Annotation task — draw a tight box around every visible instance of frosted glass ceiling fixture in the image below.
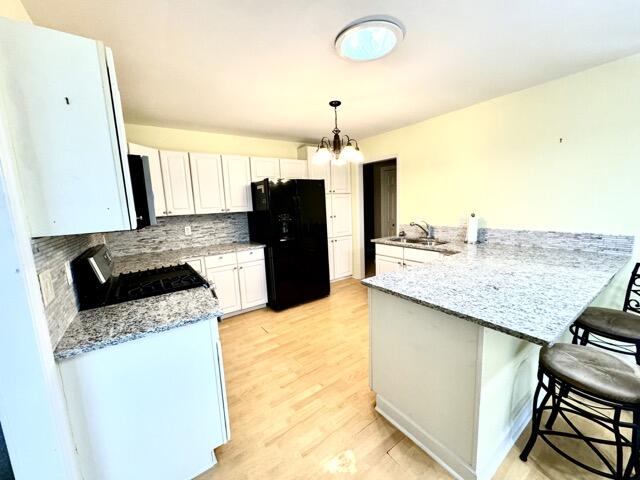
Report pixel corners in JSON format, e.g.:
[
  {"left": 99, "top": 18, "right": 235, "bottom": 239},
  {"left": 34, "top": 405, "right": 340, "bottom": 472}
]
[
  {"left": 335, "top": 17, "right": 405, "bottom": 62},
  {"left": 312, "top": 100, "right": 364, "bottom": 166}
]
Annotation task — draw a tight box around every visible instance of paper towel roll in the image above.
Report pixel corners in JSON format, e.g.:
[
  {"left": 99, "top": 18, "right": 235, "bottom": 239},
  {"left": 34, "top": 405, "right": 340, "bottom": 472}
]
[{"left": 466, "top": 213, "right": 478, "bottom": 244}]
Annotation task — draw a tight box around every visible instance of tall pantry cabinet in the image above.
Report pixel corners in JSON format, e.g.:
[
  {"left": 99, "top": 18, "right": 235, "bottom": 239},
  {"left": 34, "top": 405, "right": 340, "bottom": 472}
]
[{"left": 298, "top": 146, "right": 353, "bottom": 281}]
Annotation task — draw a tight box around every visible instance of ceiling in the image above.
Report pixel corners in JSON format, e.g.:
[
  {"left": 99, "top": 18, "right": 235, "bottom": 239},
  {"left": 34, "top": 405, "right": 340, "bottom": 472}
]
[{"left": 22, "top": 0, "right": 640, "bottom": 143}]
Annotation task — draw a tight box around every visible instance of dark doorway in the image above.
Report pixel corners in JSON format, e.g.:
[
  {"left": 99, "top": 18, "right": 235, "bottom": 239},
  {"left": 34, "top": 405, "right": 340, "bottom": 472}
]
[
  {"left": 0, "top": 422, "right": 14, "bottom": 480},
  {"left": 363, "top": 159, "right": 397, "bottom": 278}
]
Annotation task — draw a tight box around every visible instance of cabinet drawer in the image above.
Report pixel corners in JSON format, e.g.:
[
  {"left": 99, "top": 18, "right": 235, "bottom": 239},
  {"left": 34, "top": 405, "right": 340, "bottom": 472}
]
[
  {"left": 237, "top": 248, "right": 264, "bottom": 264},
  {"left": 375, "top": 243, "right": 403, "bottom": 259},
  {"left": 205, "top": 252, "right": 237, "bottom": 269},
  {"left": 403, "top": 248, "right": 444, "bottom": 263}
]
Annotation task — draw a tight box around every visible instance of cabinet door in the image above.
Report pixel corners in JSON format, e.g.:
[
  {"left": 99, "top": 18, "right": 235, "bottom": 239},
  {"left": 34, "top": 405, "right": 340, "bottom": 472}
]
[
  {"left": 325, "top": 194, "right": 333, "bottom": 238},
  {"left": 190, "top": 153, "right": 225, "bottom": 214},
  {"left": 331, "top": 162, "right": 351, "bottom": 193},
  {"left": 207, "top": 265, "right": 241, "bottom": 315},
  {"left": 129, "top": 143, "right": 167, "bottom": 216},
  {"left": 307, "top": 158, "right": 331, "bottom": 193},
  {"left": 328, "top": 239, "right": 335, "bottom": 280},
  {"left": 403, "top": 259, "right": 425, "bottom": 270},
  {"left": 332, "top": 236, "right": 352, "bottom": 279},
  {"left": 222, "top": 155, "right": 252, "bottom": 212},
  {"left": 331, "top": 193, "right": 352, "bottom": 237},
  {"left": 160, "top": 150, "right": 195, "bottom": 215},
  {"left": 279, "top": 159, "right": 308, "bottom": 180},
  {"left": 238, "top": 260, "right": 268, "bottom": 309},
  {"left": 250, "top": 157, "right": 280, "bottom": 182},
  {"left": 376, "top": 255, "right": 403, "bottom": 274},
  {"left": 0, "top": 21, "right": 132, "bottom": 236}
]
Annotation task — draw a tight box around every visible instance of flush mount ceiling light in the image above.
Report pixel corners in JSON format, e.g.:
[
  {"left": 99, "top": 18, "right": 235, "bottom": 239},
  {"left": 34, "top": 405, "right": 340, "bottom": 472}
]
[
  {"left": 312, "top": 100, "right": 363, "bottom": 166},
  {"left": 335, "top": 17, "right": 405, "bottom": 62}
]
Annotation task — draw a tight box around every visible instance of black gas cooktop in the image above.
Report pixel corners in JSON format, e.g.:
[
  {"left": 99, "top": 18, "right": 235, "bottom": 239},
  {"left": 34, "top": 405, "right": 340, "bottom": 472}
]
[
  {"left": 80, "top": 264, "right": 207, "bottom": 310},
  {"left": 109, "top": 265, "right": 207, "bottom": 304},
  {"left": 72, "top": 245, "right": 209, "bottom": 310}
]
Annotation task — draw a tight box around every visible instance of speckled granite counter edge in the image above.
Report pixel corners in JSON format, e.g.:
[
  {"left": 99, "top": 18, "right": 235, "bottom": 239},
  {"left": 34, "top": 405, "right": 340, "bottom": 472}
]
[
  {"left": 54, "top": 309, "right": 221, "bottom": 360},
  {"left": 362, "top": 261, "right": 623, "bottom": 346}
]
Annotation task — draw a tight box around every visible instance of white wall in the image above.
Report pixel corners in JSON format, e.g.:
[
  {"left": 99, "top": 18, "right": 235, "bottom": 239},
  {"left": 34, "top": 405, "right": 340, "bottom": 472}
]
[{"left": 356, "top": 54, "right": 640, "bottom": 307}]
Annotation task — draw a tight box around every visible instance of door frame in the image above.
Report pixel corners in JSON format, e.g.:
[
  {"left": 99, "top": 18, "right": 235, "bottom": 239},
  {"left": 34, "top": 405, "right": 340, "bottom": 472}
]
[
  {"left": 379, "top": 165, "right": 397, "bottom": 238},
  {"left": 352, "top": 153, "right": 400, "bottom": 279}
]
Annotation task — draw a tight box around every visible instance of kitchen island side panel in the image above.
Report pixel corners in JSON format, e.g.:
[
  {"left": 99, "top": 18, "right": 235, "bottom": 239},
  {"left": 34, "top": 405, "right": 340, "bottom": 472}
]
[{"left": 369, "top": 289, "right": 482, "bottom": 475}]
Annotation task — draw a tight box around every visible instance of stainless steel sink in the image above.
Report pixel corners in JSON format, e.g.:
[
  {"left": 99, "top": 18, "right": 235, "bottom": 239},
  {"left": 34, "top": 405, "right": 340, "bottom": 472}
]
[{"left": 390, "top": 237, "right": 448, "bottom": 246}]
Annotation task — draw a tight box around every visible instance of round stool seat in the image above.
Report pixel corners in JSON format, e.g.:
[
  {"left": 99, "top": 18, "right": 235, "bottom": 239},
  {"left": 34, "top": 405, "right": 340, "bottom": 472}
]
[
  {"left": 575, "top": 306, "right": 640, "bottom": 340},
  {"left": 541, "top": 343, "right": 640, "bottom": 405}
]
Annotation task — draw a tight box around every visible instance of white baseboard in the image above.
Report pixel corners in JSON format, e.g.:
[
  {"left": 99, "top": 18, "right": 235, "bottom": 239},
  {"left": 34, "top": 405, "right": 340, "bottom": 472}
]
[
  {"left": 375, "top": 395, "right": 476, "bottom": 480},
  {"left": 221, "top": 304, "right": 266, "bottom": 319},
  {"left": 376, "top": 394, "right": 532, "bottom": 480},
  {"left": 474, "top": 402, "right": 532, "bottom": 480}
]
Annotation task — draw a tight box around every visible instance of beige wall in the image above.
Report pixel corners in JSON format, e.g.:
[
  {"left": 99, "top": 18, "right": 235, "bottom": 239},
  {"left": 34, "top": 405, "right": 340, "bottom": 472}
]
[
  {"left": 125, "top": 123, "right": 301, "bottom": 159},
  {"left": 356, "top": 54, "right": 640, "bottom": 305},
  {"left": 0, "top": 0, "right": 30, "bottom": 22}
]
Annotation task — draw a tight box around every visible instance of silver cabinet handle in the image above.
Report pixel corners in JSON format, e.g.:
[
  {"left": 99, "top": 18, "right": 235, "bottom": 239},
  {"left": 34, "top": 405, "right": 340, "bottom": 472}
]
[{"left": 239, "top": 266, "right": 243, "bottom": 270}]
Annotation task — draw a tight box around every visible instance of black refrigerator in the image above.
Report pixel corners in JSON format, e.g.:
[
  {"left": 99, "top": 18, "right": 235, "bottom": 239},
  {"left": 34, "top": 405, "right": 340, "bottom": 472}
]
[{"left": 248, "top": 179, "right": 330, "bottom": 311}]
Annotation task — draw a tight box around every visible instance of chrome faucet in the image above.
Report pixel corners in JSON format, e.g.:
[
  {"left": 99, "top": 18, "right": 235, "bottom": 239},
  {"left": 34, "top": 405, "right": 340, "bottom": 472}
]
[{"left": 410, "top": 221, "right": 431, "bottom": 239}]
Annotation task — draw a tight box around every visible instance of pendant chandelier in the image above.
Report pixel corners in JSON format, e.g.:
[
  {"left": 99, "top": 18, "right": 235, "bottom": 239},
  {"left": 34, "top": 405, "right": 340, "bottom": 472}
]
[{"left": 312, "top": 100, "right": 364, "bottom": 165}]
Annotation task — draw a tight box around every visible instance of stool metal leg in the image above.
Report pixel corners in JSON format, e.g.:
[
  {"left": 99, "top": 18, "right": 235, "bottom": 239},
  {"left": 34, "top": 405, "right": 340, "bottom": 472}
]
[
  {"left": 520, "top": 372, "right": 552, "bottom": 462},
  {"left": 545, "top": 382, "right": 570, "bottom": 430},
  {"left": 579, "top": 330, "right": 590, "bottom": 346},
  {"left": 635, "top": 342, "right": 640, "bottom": 367},
  {"left": 631, "top": 409, "right": 640, "bottom": 478}
]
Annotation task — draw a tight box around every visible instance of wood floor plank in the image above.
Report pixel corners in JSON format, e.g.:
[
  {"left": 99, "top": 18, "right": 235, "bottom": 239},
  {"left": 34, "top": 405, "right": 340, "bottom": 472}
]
[{"left": 197, "top": 279, "right": 614, "bottom": 479}]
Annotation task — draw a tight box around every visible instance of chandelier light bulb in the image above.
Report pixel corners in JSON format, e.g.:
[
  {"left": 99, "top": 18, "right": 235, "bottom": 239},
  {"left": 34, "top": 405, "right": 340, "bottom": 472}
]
[{"left": 312, "top": 147, "right": 333, "bottom": 165}]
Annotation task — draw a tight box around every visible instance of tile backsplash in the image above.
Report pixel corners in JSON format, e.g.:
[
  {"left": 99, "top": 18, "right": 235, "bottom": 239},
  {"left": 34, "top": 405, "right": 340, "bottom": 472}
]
[
  {"left": 104, "top": 213, "right": 249, "bottom": 256},
  {"left": 31, "top": 233, "right": 104, "bottom": 346}
]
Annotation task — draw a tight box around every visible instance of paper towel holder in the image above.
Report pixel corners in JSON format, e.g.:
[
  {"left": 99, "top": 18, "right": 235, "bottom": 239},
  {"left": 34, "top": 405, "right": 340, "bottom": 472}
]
[{"left": 465, "top": 212, "right": 479, "bottom": 244}]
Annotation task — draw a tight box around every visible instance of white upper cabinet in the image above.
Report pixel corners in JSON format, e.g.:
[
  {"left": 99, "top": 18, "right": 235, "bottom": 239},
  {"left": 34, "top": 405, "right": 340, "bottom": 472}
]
[
  {"left": 308, "top": 160, "right": 331, "bottom": 193},
  {"left": 221, "top": 155, "right": 252, "bottom": 212},
  {"left": 330, "top": 194, "right": 352, "bottom": 237},
  {"left": 279, "top": 159, "right": 308, "bottom": 180},
  {"left": 330, "top": 162, "right": 351, "bottom": 194},
  {"left": 298, "top": 145, "right": 350, "bottom": 193},
  {"left": 190, "top": 153, "right": 225, "bottom": 214},
  {"left": 250, "top": 157, "right": 280, "bottom": 182},
  {"left": 0, "top": 19, "right": 135, "bottom": 236},
  {"left": 129, "top": 143, "right": 166, "bottom": 216},
  {"left": 160, "top": 151, "right": 195, "bottom": 216}
]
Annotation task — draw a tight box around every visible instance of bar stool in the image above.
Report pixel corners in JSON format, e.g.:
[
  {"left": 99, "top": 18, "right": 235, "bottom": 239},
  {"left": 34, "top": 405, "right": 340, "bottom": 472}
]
[
  {"left": 570, "top": 262, "right": 640, "bottom": 365},
  {"left": 520, "top": 343, "right": 640, "bottom": 479}
]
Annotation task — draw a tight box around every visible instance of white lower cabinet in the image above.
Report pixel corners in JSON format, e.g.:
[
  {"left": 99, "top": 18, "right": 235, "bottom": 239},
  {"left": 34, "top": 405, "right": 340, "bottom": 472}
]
[
  {"left": 58, "top": 318, "right": 229, "bottom": 480},
  {"left": 238, "top": 260, "right": 268, "bottom": 309},
  {"left": 208, "top": 264, "right": 242, "bottom": 315},
  {"left": 374, "top": 244, "right": 445, "bottom": 274},
  {"left": 375, "top": 255, "right": 403, "bottom": 274},
  {"left": 329, "top": 236, "right": 352, "bottom": 280},
  {"left": 200, "top": 249, "right": 267, "bottom": 316}
]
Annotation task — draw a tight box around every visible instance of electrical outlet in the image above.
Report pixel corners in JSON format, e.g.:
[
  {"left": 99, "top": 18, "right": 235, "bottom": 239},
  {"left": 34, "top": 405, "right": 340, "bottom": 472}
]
[
  {"left": 184, "top": 226, "right": 192, "bottom": 236},
  {"left": 38, "top": 270, "right": 55, "bottom": 306},
  {"left": 64, "top": 260, "right": 73, "bottom": 285}
]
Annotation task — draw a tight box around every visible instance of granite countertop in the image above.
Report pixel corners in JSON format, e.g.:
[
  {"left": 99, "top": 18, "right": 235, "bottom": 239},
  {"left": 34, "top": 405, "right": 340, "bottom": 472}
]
[
  {"left": 54, "top": 243, "right": 259, "bottom": 360},
  {"left": 363, "top": 239, "right": 631, "bottom": 345},
  {"left": 113, "top": 242, "right": 265, "bottom": 274},
  {"left": 55, "top": 286, "right": 222, "bottom": 360}
]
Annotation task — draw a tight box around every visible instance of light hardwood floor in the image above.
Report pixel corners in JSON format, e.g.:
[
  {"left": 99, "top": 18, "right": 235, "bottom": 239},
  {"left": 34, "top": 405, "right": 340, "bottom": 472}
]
[{"left": 197, "top": 279, "right": 613, "bottom": 479}]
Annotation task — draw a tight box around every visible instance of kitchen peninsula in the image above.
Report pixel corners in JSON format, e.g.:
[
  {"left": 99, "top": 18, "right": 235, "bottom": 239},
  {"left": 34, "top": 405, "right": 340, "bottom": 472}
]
[{"left": 363, "top": 233, "right": 633, "bottom": 480}]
